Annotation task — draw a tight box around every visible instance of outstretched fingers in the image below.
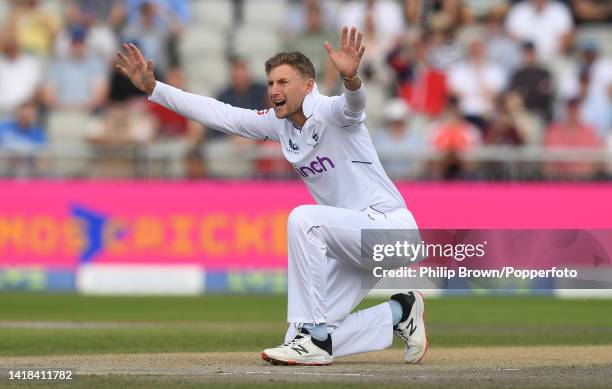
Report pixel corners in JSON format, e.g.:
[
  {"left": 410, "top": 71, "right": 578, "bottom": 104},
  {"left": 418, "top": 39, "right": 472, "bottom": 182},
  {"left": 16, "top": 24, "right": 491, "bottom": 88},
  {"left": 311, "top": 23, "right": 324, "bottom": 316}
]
[
  {"left": 348, "top": 27, "right": 356, "bottom": 48},
  {"left": 355, "top": 31, "right": 363, "bottom": 52},
  {"left": 358, "top": 45, "right": 366, "bottom": 59},
  {"left": 115, "top": 63, "right": 129, "bottom": 77},
  {"left": 323, "top": 41, "right": 334, "bottom": 55},
  {"left": 116, "top": 50, "right": 129, "bottom": 68},
  {"left": 127, "top": 43, "right": 146, "bottom": 65},
  {"left": 341, "top": 26, "right": 348, "bottom": 49}
]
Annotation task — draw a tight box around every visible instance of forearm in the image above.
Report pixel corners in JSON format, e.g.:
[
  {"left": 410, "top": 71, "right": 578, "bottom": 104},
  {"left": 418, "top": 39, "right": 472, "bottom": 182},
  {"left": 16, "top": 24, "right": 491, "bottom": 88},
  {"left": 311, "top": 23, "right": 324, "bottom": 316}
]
[
  {"left": 343, "top": 80, "right": 366, "bottom": 115},
  {"left": 150, "top": 82, "right": 235, "bottom": 131},
  {"left": 148, "top": 81, "right": 271, "bottom": 140}
]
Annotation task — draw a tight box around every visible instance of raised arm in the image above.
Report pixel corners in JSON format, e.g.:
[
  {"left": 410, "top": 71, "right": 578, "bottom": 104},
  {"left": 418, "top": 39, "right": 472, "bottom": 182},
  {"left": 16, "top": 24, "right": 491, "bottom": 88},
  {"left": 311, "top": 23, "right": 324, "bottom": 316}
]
[
  {"left": 323, "top": 27, "right": 367, "bottom": 127},
  {"left": 115, "top": 43, "right": 278, "bottom": 141}
]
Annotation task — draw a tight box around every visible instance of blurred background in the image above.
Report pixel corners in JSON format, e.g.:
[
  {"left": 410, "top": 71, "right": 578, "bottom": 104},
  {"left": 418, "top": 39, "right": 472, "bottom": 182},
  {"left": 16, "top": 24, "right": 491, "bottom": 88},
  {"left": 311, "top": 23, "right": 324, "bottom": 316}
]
[{"left": 0, "top": 0, "right": 610, "bottom": 181}]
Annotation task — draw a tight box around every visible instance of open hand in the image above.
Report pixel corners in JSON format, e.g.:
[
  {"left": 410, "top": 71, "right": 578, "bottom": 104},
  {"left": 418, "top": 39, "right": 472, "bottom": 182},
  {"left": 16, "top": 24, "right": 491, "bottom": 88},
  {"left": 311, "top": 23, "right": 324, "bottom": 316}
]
[
  {"left": 116, "top": 43, "right": 157, "bottom": 95},
  {"left": 323, "top": 27, "right": 366, "bottom": 79}
]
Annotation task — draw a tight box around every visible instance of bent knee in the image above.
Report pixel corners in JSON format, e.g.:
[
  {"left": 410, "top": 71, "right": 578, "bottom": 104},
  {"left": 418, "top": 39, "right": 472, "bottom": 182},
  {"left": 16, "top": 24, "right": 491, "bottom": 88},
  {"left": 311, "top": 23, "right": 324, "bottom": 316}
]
[{"left": 287, "top": 205, "right": 320, "bottom": 229}]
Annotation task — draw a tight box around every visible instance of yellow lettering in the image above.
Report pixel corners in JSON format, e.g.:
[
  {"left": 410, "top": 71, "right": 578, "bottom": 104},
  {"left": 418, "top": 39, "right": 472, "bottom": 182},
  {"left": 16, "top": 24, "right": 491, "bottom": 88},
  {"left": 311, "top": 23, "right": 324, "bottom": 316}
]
[
  {"left": 133, "top": 216, "right": 164, "bottom": 251},
  {"left": 235, "top": 215, "right": 266, "bottom": 255},
  {"left": 63, "top": 218, "right": 85, "bottom": 256},
  {"left": 200, "top": 214, "right": 229, "bottom": 256},
  {"left": 271, "top": 212, "right": 288, "bottom": 256},
  {"left": 0, "top": 217, "right": 25, "bottom": 252},
  {"left": 170, "top": 215, "right": 193, "bottom": 256},
  {"left": 30, "top": 217, "right": 57, "bottom": 255}
]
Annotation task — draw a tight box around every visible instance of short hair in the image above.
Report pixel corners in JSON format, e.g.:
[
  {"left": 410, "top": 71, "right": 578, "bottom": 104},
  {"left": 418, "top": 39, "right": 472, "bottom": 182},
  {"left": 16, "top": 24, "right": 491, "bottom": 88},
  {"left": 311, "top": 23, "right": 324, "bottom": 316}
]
[{"left": 265, "top": 51, "right": 315, "bottom": 80}]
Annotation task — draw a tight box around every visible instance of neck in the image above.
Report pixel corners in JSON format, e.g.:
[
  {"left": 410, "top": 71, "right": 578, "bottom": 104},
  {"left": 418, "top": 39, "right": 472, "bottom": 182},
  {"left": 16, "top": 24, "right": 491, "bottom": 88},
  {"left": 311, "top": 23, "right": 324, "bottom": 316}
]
[{"left": 288, "top": 108, "right": 307, "bottom": 128}]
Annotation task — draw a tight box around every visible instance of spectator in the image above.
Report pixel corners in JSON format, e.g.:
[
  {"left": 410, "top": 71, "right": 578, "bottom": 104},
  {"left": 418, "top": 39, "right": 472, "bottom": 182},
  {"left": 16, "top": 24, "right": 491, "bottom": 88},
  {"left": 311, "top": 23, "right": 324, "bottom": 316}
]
[
  {"left": 121, "top": 0, "right": 190, "bottom": 67},
  {"left": 544, "top": 98, "right": 602, "bottom": 179},
  {"left": 448, "top": 38, "right": 507, "bottom": 130},
  {"left": 0, "top": 31, "right": 42, "bottom": 119},
  {"left": 509, "top": 41, "right": 554, "bottom": 121},
  {"left": 88, "top": 99, "right": 154, "bottom": 146},
  {"left": 483, "top": 12, "right": 522, "bottom": 73},
  {"left": 387, "top": 34, "right": 449, "bottom": 118},
  {"left": 570, "top": 0, "right": 612, "bottom": 25},
  {"left": 561, "top": 41, "right": 612, "bottom": 138},
  {"left": 121, "top": 1, "right": 172, "bottom": 77},
  {"left": 429, "top": 96, "right": 482, "bottom": 152},
  {"left": 284, "top": 0, "right": 338, "bottom": 38},
  {"left": 57, "top": 1, "right": 121, "bottom": 63},
  {"left": 427, "top": 18, "right": 464, "bottom": 71},
  {"left": 372, "top": 99, "right": 426, "bottom": 179},
  {"left": 359, "top": 6, "right": 394, "bottom": 85},
  {"left": 42, "top": 28, "right": 108, "bottom": 112},
  {"left": 283, "top": 1, "right": 337, "bottom": 92},
  {"left": 215, "top": 56, "right": 269, "bottom": 127},
  {"left": 339, "top": 0, "right": 405, "bottom": 43},
  {"left": 485, "top": 92, "right": 533, "bottom": 146},
  {"left": 122, "top": 0, "right": 190, "bottom": 29},
  {"left": 65, "top": 0, "right": 125, "bottom": 30},
  {"left": 42, "top": 26, "right": 108, "bottom": 172},
  {"left": 405, "top": 0, "right": 463, "bottom": 30},
  {"left": 505, "top": 0, "right": 574, "bottom": 61},
  {"left": 428, "top": 96, "right": 481, "bottom": 179},
  {"left": 4, "top": 0, "right": 62, "bottom": 57},
  {"left": 462, "top": 0, "right": 509, "bottom": 24},
  {"left": 0, "top": 101, "right": 46, "bottom": 177},
  {"left": 184, "top": 147, "right": 206, "bottom": 180},
  {"left": 0, "top": 101, "right": 46, "bottom": 152}
]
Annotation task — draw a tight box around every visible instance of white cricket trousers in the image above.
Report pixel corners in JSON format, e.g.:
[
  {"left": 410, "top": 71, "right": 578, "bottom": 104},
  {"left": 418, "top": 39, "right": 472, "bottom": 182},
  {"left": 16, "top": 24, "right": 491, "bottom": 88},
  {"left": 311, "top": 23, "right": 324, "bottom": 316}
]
[{"left": 283, "top": 204, "right": 419, "bottom": 357}]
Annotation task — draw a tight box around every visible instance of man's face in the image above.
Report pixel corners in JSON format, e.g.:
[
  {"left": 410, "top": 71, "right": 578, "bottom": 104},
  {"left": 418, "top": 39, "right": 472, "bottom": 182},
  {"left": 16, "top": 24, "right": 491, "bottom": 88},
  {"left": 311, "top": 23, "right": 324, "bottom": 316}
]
[{"left": 267, "top": 64, "right": 312, "bottom": 119}]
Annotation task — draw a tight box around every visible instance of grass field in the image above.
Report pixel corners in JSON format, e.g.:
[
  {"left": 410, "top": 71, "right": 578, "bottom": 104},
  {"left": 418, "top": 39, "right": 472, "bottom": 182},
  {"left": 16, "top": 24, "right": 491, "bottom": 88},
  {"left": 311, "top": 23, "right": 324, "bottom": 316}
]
[{"left": 0, "top": 293, "right": 611, "bottom": 388}]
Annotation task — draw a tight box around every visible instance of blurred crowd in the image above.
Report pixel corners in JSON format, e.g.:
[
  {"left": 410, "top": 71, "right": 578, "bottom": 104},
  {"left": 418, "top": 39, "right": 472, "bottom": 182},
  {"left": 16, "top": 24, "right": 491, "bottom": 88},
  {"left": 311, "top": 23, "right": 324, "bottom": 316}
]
[{"left": 0, "top": 0, "right": 611, "bottom": 180}]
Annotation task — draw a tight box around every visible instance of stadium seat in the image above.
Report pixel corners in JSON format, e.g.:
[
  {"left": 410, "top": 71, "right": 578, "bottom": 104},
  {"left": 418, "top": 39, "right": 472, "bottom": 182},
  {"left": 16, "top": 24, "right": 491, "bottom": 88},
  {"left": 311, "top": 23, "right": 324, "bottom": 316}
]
[
  {"left": 576, "top": 25, "right": 612, "bottom": 57},
  {"left": 232, "top": 25, "right": 281, "bottom": 80},
  {"left": 180, "top": 24, "right": 227, "bottom": 61},
  {"left": 191, "top": 0, "right": 234, "bottom": 31},
  {"left": 243, "top": 0, "right": 287, "bottom": 27},
  {"left": 205, "top": 139, "right": 255, "bottom": 178},
  {"left": 184, "top": 58, "right": 230, "bottom": 95}
]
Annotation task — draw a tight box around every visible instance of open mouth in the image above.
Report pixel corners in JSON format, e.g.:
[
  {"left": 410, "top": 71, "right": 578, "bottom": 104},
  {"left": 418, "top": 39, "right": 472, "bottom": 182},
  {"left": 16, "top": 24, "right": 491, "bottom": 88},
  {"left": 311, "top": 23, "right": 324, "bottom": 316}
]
[{"left": 273, "top": 100, "right": 286, "bottom": 108}]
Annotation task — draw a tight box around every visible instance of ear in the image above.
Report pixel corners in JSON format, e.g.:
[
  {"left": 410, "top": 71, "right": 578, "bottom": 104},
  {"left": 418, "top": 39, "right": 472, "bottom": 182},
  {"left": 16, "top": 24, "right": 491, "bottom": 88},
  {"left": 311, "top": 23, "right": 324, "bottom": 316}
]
[{"left": 306, "top": 78, "right": 314, "bottom": 92}]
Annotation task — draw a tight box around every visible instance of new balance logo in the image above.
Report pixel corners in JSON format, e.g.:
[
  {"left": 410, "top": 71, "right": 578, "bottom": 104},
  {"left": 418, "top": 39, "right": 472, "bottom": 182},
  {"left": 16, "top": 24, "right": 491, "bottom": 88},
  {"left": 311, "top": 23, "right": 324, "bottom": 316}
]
[
  {"left": 406, "top": 318, "right": 417, "bottom": 336},
  {"left": 291, "top": 345, "right": 309, "bottom": 355},
  {"left": 295, "top": 156, "right": 335, "bottom": 178}
]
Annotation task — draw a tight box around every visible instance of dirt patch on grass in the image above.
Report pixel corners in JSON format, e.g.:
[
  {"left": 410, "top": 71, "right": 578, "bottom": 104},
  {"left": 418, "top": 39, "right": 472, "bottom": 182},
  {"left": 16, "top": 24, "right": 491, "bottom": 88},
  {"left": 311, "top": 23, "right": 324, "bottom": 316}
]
[{"left": 2, "top": 346, "right": 612, "bottom": 388}]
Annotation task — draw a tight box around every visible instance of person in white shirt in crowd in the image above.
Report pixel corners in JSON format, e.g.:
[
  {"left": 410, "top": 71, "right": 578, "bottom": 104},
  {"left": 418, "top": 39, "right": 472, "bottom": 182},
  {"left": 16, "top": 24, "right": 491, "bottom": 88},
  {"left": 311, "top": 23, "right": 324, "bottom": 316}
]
[
  {"left": 339, "top": 0, "right": 405, "bottom": 44},
  {"left": 0, "top": 31, "right": 41, "bottom": 120},
  {"left": 505, "top": 0, "right": 574, "bottom": 62},
  {"left": 560, "top": 41, "right": 612, "bottom": 138},
  {"left": 116, "top": 27, "right": 427, "bottom": 366},
  {"left": 448, "top": 37, "right": 507, "bottom": 131}
]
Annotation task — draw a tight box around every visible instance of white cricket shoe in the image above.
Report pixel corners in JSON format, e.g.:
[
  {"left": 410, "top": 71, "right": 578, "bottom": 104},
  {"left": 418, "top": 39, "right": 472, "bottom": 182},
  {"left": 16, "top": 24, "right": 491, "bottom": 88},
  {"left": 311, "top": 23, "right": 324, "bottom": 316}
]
[
  {"left": 261, "top": 328, "right": 333, "bottom": 366},
  {"left": 391, "top": 291, "right": 428, "bottom": 364}
]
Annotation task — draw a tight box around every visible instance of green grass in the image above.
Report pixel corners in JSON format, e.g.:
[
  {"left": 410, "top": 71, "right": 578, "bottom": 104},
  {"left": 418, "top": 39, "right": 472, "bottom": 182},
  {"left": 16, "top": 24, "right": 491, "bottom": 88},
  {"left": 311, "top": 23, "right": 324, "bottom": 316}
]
[
  {"left": 0, "top": 294, "right": 610, "bottom": 356},
  {"left": 0, "top": 376, "right": 418, "bottom": 389}
]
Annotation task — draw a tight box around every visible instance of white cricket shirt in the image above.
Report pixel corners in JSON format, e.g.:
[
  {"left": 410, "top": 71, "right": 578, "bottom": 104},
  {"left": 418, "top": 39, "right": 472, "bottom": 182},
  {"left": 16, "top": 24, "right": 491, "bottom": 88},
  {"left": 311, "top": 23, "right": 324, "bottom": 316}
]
[{"left": 149, "top": 81, "right": 406, "bottom": 212}]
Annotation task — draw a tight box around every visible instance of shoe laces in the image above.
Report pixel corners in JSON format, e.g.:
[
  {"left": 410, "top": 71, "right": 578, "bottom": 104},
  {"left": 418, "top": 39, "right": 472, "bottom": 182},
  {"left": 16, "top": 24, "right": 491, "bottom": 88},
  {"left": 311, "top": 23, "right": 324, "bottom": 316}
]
[{"left": 282, "top": 323, "right": 307, "bottom": 346}]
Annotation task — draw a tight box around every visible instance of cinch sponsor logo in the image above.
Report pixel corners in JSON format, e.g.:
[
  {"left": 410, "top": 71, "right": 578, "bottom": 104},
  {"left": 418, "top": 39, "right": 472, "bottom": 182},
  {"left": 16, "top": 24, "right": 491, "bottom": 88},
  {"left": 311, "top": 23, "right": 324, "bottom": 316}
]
[{"left": 296, "top": 156, "right": 335, "bottom": 178}]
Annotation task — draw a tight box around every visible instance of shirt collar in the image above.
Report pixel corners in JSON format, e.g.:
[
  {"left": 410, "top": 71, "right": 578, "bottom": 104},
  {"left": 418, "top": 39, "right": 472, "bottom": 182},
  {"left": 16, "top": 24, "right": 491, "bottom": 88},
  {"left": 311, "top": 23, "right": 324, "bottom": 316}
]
[{"left": 302, "top": 82, "right": 324, "bottom": 118}]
